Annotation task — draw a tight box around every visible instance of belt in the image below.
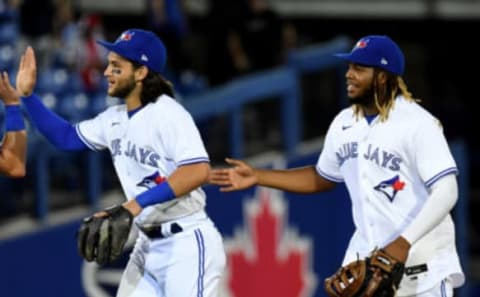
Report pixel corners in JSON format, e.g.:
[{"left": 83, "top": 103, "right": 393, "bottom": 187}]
[{"left": 138, "top": 222, "right": 183, "bottom": 239}]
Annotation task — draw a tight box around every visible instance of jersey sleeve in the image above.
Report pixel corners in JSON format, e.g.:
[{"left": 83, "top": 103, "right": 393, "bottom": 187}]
[
  {"left": 160, "top": 107, "right": 209, "bottom": 166},
  {"left": 316, "top": 118, "right": 343, "bottom": 183},
  {"left": 75, "top": 109, "right": 110, "bottom": 151},
  {"left": 413, "top": 117, "right": 458, "bottom": 188}
]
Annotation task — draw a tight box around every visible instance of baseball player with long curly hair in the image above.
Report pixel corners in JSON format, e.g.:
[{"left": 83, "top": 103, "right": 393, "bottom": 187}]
[
  {"left": 9, "top": 29, "right": 226, "bottom": 297},
  {"left": 209, "top": 35, "right": 464, "bottom": 297}
]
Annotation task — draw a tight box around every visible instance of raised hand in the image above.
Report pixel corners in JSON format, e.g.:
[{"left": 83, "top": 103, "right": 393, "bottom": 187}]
[
  {"left": 0, "top": 71, "right": 20, "bottom": 105},
  {"left": 209, "top": 158, "right": 258, "bottom": 192},
  {"left": 16, "top": 46, "right": 37, "bottom": 97}
]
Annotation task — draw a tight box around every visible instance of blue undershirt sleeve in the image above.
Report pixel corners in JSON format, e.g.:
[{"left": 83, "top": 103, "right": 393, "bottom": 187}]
[{"left": 21, "top": 93, "right": 88, "bottom": 151}]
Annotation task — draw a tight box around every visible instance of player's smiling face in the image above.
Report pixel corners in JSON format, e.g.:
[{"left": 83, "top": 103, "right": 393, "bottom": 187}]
[
  {"left": 104, "top": 52, "right": 138, "bottom": 99},
  {"left": 345, "top": 63, "right": 375, "bottom": 100}
]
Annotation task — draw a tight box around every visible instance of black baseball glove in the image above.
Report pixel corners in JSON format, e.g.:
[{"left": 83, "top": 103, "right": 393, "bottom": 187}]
[
  {"left": 324, "top": 249, "right": 405, "bottom": 297},
  {"left": 77, "top": 205, "right": 134, "bottom": 265}
]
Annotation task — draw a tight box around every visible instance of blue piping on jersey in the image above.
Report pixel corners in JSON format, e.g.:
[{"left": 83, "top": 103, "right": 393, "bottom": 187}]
[
  {"left": 194, "top": 229, "right": 205, "bottom": 297},
  {"left": 177, "top": 157, "right": 210, "bottom": 167},
  {"left": 316, "top": 167, "right": 343, "bottom": 183},
  {"left": 75, "top": 125, "right": 100, "bottom": 151},
  {"left": 424, "top": 167, "right": 458, "bottom": 188}
]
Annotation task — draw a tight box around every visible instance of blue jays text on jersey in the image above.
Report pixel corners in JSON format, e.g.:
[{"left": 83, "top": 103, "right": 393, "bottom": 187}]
[
  {"left": 110, "top": 138, "right": 162, "bottom": 167},
  {"left": 335, "top": 141, "right": 402, "bottom": 171}
]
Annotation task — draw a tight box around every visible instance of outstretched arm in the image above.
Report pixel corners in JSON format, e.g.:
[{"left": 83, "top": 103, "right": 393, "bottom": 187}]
[
  {"left": 209, "top": 157, "right": 336, "bottom": 193},
  {"left": 22, "top": 94, "right": 87, "bottom": 150},
  {"left": 0, "top": 71, "right": 26, "bottom": 177},
  {"left": 16, "top": 46, "right": 87, "bottom": 151}
]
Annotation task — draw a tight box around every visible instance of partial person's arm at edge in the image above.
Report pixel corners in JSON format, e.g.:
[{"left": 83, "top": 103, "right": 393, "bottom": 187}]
[
  {"left": 21, "top": 93, "right": 87, "bottom": 151},
  {"left": 0, "top": 105, "right": 26, "bottom": 177},
  {"left": 123, "top": 162, "right": 210, "bottom": 216},
  {"left": 384, "top": 174, "right": 458, "bottom": 262},
  {"left": 255, "top": 165, "right": 336, "bottom": 193}
]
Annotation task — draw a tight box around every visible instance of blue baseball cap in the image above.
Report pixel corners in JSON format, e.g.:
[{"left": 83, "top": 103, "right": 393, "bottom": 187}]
[
  {"left": 334, "top": 35, "right": 405, "bottom": 75},
  {"left": 97, "top": 29, "right": 167, "bottom": 74}
]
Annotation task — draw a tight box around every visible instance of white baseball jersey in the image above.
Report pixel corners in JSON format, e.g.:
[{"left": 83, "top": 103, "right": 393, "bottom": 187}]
[
  {"left": 316, "top": 96, "right": 464, "bottom": 296},
  {"left": 75, "top": 94, "right": 209, "bottom": 226}
]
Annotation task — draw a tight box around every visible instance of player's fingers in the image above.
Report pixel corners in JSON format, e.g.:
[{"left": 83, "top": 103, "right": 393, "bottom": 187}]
[
  {"left": 0, "top": 72, "right": 6, "bottom": 89},
  {"left": 210, "top": 175, "right": 235, "bottom": 186},
  {"left": 209, "top": 169, "right": 231, "bottom": 179},
  {"left": 2, "top": 72, "right": 14, "bottom": 92},
  {"left": 93, "top": 211, "right": 109, "bottom": 218},
  {"left": 219, "top": 186, "right": 236, "bottom": 192},
  {"left": 209, "top": 169, "right": 230, "bottom": 178},
  {"left": 212, "top": 179, "right": 233, "bottom": 186},
  {"left": 225, "top": 158, "right": 244, "bottom": 167},
  {"left": 18, "top": 54, "right": 25, "bottom": 71},
  {"left": 24, "top": 46, "right": 36, "bottom": 70},
  {"left": 0, "top": 71, "right": 8, "bottom": 84}
]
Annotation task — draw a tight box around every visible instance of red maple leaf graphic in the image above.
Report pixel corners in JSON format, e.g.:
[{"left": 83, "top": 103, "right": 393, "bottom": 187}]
[{"left": 225, "top": 188, "right": 316, "bottom": 297}]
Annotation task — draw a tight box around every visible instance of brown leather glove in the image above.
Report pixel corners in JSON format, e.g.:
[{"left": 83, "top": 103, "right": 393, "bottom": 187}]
[{"left": 324, "top": 249, "right": 405, "bottom": 297}]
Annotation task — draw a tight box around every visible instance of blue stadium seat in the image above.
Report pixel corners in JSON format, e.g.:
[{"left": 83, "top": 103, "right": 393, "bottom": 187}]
[
  {"left": 0, "top": 43, "right": 17, "bottom": 73},
  {"left": 177, "top": 70, "right": 209, "bottom": 97},
  {"left": 0, "top": 22, "right": 18, "bottom": 44},
  {"left": 58, "top": 92, "right": 91, "bottom": 121},
  {"left": 38, "top": 92, "right": 59, "bottom": 111},
  {"left": 36, "top": 67, "right": 82, "bottom": 96},
  {"left": 89, "top": 92, "right": 120, "bottom": 115}
]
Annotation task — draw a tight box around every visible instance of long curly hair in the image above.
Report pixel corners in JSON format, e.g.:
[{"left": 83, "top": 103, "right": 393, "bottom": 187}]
[
  {"left": 353, "top": 70, "right": 419, "bottom": 121},
  {"left": 132, "top": 61, "right": 175, "bottom": 106}
]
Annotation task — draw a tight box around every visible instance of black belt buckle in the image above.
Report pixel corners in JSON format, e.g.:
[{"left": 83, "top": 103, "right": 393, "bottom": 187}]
[{"left": 141, "top": 222, "right": 183, "bottom": 239}]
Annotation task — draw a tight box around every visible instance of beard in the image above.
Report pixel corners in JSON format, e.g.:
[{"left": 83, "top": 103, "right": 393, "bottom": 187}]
[
  {"left": 109, "top": 77, "right": 137, "bottom": 99},
  {"left": 348, "top": 85, "right": 375, "bottom": 108}
]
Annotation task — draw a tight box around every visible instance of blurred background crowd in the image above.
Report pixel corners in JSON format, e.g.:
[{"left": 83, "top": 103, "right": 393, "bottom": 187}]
[{"left": 0, "top": 0, "right": 479, "bottom": 286}]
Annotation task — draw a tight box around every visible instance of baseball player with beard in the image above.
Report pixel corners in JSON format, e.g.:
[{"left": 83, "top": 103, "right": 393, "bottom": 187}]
[
  {"left": 12, "top": 29, "right": 226, "bottom": 297},
  {"left": 209, "top": 35, "right": 464, "bottom": 296}
]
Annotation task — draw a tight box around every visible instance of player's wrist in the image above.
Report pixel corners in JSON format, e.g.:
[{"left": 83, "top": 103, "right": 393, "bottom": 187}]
[
  {"left": 383, "top": 236, "right": 411, "bottom": 263},
  {"left": 122, "top": 199, "right": 142, "bottom": 217},
  {"left": 136, "top": 181, "right": 176, "bottom": 209},
  {"left": 20, "top": 91, "right": 35, "bottom": 98},
  {"left": 253, "top": 168, "right": 264, "bottom": 186},
  {"left": 5, "top": 105, "right": 25, "bottom": 131}
]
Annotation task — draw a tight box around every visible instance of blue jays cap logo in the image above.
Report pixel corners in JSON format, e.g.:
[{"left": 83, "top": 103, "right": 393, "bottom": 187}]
[
  {"left": 354, "top": 39, "right": 368, "bottom": 50},
  {"left": 137, "top": 171, "right": 166, "bottom": 189},
  {"left": 374, "top": 175, "right": 405, "bottom": 202},
  {"left": 117, "top": 31, "right": 135, "bottom": 42}
]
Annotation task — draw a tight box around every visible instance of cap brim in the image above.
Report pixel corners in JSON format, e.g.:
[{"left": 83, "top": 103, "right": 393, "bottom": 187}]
[
  {"left": 96, "top": 40, "right": 137, "bottom": 63},
  {"left": 97, "top": 40, "right": 117, "bottom": 53},
  {"left": 334, "top": 53, "right": 371, "bottom": 68},
  {"left": 333, "top": 53, "right": 353, "bottom": 61}
]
